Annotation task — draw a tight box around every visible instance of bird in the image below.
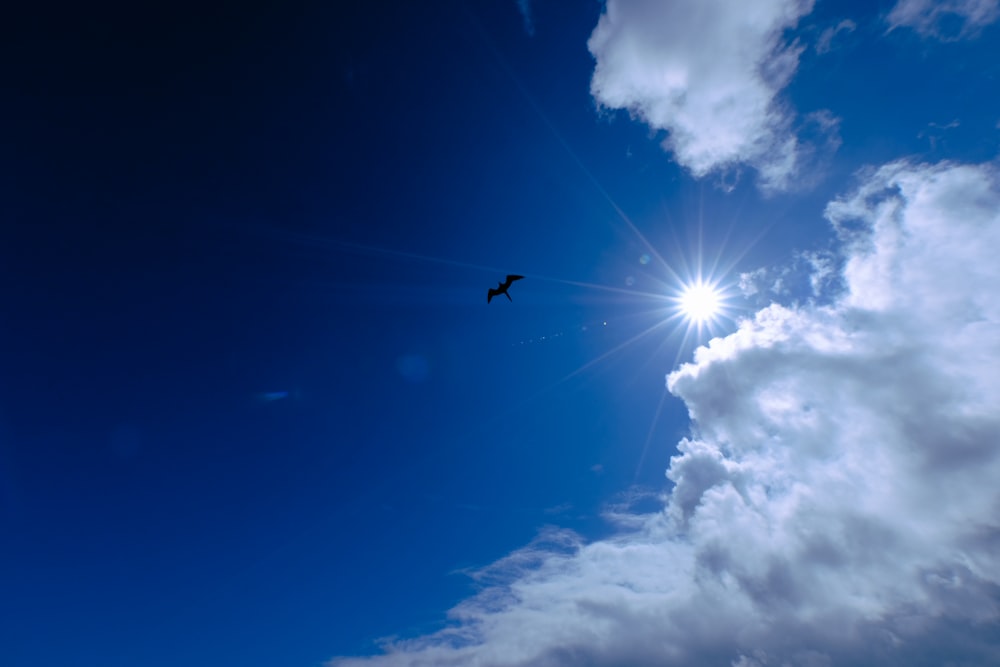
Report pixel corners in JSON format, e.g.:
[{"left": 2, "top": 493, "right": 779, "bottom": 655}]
[{"left": 488, "top": 274, "right": 524, "bottom": 303}]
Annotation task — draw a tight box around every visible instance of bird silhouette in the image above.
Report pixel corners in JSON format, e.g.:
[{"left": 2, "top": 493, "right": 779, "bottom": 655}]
[{"left": 488, "top": 274, "right": 524, "bottom": 303}]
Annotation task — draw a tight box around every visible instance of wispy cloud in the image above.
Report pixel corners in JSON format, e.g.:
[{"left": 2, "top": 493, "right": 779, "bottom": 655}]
[
  {"left": 815, "top": 18, "right": 857, "bottom": 54},
  {"left": 587, "top": 0, "right": 828, "bottom": 194},
  {"left": 329, "top": 159, "right": 1000, "bottom": 665},
  {"left": 738, "top": 247, "right": 843, "bottom": 306},
  {"left": 886, "top": 0, "right": 1000, "bottom": 40},
  {"left": 516, "top": 0, "right": 535, "bottom": 37}
]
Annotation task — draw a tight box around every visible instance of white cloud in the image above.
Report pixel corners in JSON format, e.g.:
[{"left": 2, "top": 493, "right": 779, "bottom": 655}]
[
  {"left": 739, "top": 267, "right": 769, "bottom": 297},
  {"left": 329, "top": 159, "right": 1000, "bottom": 665},
  {"left": 587, "top": 0, "right": 821, "bottom": 193},
  {"left": 886, "top": 0, "right": 1000, "bottom": 40},
  {"left": 799, "top": 249, "right": 839, "bottom": 298},
  {"left": 738, "top": 248, "right": 841, "bottom": 307}
]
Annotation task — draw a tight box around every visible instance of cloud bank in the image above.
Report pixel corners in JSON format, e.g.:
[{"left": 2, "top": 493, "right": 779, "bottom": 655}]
[
  {"left": 329, "top": 159, "right": 1000, "bottom": 666},
  {"left": 886, "top": 0, "right": 1000, "bottom": 40},
  {"left": 587, "top": 0, "right": 823, "bottom": 192}
]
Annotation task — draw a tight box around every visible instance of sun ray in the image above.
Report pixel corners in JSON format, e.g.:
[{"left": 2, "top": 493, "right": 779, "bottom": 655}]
[
  {"left": 634, "top": 387, "right": 671, "bottom": 481},
  {"left": 554, "top": 317, "right": 674, "bottom": 385}
]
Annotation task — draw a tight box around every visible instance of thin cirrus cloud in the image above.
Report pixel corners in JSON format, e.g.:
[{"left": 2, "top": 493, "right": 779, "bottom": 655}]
[
  {"left": 329, "top": 160, "right": 1000, "bottom": 665},
  {"left": 515, "top": 0, "right": 535, "bottom": 37},
  {"left": 886, "top": 0, "right": 1000, "bottom": 40},
  {"left": 587, "top": 0, "right": 832, "bottom": 194},
  {"left": 815, "top": 19, "right": 857, "bottom": 54}
]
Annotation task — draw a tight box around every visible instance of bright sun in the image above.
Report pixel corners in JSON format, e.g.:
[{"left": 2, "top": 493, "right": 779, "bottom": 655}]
[{"left": 678, "top": 281, "right": 721, "bottom": 324}]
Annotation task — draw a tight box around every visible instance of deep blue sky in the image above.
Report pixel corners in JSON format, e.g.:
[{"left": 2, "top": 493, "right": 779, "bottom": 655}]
[{"left": 3, "top": 2, "right": 1000, "bottom": 666}]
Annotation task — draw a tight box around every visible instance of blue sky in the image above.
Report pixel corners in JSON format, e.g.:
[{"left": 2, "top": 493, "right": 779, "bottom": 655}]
[{"left": 2, "top": 1, "right": 1000, "bottom": 665}]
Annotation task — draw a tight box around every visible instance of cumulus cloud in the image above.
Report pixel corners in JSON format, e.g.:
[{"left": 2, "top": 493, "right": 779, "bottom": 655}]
[
  {"left": 587, "top": 0, "right": 825, "bottom": 193},
  {"left": 886, "top": 0, "right": 1000, "bottom": 40},
  {"left": 329, "top": 159, "right": 1000, "bottom": 665}
]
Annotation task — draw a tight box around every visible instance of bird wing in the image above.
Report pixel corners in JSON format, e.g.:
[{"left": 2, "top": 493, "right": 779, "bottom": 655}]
[
  {"left": 502, "top": 274, "right": 524, "bottom": 289},
  {"left": 487, "top": 288, "right": 500, "bottom": 303}
]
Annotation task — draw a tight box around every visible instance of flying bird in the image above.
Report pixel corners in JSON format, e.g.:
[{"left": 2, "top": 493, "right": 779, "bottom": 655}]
[{"left": 488, "top": 274, "right": 524, "bottom": 303}]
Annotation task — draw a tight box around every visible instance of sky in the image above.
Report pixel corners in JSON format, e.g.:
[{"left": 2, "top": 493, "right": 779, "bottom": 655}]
[{"left": 2, "top": 1, "right": 1000, "bottom": 666}]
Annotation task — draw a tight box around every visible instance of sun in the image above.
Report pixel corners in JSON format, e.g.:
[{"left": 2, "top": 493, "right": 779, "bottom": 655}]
[{"left": 678, "top": 280, "right": 722, "bottom": 324}]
